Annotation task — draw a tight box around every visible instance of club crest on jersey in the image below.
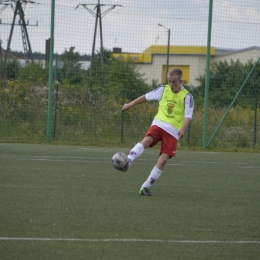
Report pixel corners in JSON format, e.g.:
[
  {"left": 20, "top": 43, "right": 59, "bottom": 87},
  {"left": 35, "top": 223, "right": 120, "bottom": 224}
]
[{"left": 167, "top": 103, "right": 175, "bottom": 114}]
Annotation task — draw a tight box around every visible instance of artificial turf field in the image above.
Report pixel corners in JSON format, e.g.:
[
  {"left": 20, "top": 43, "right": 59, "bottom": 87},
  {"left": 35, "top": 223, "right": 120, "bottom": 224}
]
[{"left": 0, "top": 143, "right": 259, "bottom": 260}]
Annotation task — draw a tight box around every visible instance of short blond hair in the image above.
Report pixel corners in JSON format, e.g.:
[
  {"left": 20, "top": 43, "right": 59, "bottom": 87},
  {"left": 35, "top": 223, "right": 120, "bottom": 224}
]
[{"left": 167, "top": 68, "right": 183, "bottom": 80}]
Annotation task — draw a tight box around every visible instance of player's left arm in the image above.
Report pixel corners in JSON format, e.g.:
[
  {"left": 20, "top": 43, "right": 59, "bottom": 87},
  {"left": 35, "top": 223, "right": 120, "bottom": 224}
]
[
  {"left": 178, "top": 118, "right": 191, "bottom": 138},
  {"left": 178, "top": 93, "right": 194, "bottom": 138}
]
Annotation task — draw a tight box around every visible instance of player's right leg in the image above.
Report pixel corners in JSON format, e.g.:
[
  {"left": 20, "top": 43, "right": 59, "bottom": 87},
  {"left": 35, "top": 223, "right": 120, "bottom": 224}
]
[{"left": 140, "top": 128, "right": 177, "bottom": 195}]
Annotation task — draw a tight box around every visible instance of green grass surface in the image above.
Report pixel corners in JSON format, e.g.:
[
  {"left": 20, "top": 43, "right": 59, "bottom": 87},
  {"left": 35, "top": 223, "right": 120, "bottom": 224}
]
[{"left": 0, "top": 143, "right": 260, "bottom": 259}]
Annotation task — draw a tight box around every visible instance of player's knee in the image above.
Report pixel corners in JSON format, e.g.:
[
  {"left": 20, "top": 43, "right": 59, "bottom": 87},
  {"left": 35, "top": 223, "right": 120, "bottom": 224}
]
[{"left": 141, "top": 135, "right": 153, "bottom": 148}]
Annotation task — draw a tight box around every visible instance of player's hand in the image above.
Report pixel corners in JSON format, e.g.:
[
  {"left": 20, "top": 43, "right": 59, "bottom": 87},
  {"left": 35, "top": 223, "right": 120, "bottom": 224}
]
[
  {"left": 178, "top": 129, "right": 185, "bottom": 138},
  {"left": 122, "top": 103, "right": 131, "bottom": 111}
]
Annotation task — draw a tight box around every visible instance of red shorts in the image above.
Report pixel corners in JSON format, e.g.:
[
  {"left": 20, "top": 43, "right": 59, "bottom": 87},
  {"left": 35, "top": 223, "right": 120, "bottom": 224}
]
[{"left": 145, "top": 125, "right": 177, "bottom": 157}]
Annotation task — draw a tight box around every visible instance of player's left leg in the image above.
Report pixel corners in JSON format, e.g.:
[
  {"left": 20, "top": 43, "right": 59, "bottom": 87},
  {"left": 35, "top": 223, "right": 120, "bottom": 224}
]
[{"left": 140, "top": 153, "right": 169, "bottom": 193}]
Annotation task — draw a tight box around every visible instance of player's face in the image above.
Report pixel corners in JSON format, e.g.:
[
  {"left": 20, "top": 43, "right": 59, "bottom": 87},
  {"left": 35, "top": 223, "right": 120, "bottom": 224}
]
[{"left": 168, "top": 74, "right": 182, "bottom": 93}]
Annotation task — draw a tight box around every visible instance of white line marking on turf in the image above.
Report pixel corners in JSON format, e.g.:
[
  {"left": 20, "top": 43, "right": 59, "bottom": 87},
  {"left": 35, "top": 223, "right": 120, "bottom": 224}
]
[
  {"left": 0, "top": 156, "right": 184, "bottom": 165},
  {"left": 0, "top": 237, "right": 259, "bottom": 244},
  {"left": 1, "top": 156, "right": 251, "bottom": 166},
  {"left": 239, "top": 166, "right": 260, "bottom": 169}
]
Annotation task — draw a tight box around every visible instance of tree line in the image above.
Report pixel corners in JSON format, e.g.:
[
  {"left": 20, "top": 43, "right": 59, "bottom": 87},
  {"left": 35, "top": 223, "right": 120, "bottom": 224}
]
[{"left": 1, "top": 47, "right": 259, "bottom": 108}]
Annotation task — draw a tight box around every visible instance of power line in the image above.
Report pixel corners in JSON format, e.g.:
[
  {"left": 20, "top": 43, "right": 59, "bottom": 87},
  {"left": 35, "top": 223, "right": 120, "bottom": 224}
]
[{"left": 76, "top": 1, "right": 122, "bottom": 71}]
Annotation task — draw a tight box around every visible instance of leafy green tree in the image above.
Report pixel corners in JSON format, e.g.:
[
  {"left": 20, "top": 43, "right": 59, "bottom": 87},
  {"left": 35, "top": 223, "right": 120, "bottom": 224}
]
[
  {"left": 241, "top": 60, "right": 260, "bottom": 106},
  {"left": 59, "top": 47, "right": 85, "bottom": 85},
  {"left": 89, "top": 48, "right": 149, "bottom": 99},
  {"left": 17, "top": 61, "right": 48, "bottom": 82},
  {"left": 0, "top": 58, "right": 20, "bottom": 80},
  {"left": 194, "top": 59, "right": 260, "bottom": 108},
  {"left": 106, "top": 56, "right": 149, "bottom": 100}
]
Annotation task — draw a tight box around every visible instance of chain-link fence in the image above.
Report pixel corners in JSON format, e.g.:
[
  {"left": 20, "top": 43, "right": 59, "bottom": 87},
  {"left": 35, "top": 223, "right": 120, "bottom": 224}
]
[{"left": 0, "top": 0, "right": 259, "bottom": 150}]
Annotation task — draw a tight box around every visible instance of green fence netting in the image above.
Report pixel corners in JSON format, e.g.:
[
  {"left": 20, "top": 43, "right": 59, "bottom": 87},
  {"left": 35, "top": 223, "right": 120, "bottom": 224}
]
[{"left": 0, "top": 0, "right": 259, "bottom": 150}]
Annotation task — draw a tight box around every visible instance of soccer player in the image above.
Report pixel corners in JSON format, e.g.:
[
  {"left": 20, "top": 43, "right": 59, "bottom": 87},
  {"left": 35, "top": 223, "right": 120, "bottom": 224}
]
[{"left": 121, "top": 68, "right": 194, "bottom": 196}]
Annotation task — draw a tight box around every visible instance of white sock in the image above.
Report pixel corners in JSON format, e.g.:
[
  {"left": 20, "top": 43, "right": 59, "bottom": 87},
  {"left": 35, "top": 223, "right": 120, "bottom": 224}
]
[
  {"left": 127, "top": 143, "right": 144, "bottom": 163},
  {"left": 142, "top": 166, "right": 163, "bottom": 188}
]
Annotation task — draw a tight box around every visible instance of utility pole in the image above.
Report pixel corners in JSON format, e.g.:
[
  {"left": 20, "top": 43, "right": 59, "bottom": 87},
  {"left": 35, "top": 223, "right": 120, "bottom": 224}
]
[
  {"left": 0, "top": 39, "right": 2, "bottom": 58},
  {"left": 76, "top": 1, "right": 122, "bottom": 71},
  {"left": 158, "top": 23, "right": 171, "bottom": 83},
  {"left": 0, "top": 0, "right": 38, "bottom": 64}
]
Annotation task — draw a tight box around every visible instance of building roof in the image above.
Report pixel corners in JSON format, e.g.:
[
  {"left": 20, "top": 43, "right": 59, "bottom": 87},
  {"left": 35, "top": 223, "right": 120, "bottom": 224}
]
[
  {"left": 215, "top": 46, "right": 260, "bottom": 57},
  {"left": 113, "top": 45, "right": 260, "bottom": 64},
  {"left": 113, "top": 45, "right": 216, "bottom": 63}
]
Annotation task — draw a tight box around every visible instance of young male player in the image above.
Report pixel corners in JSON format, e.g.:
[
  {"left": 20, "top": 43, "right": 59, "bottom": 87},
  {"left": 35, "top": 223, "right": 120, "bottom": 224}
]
[{"left": 121, "top": 68, "right": 194, "bottom": 196}]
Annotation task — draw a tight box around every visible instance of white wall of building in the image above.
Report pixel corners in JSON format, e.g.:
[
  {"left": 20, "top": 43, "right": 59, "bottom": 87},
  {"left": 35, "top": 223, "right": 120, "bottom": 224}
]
[
  {"left": 137, "top": 47, "right": 260, "bottom": 88},
  {"left": 138, "top": 55, "right": 207, "bottom": 87},
  {"left": 213, "top": 48, "right": 260, "bottom": 64}
]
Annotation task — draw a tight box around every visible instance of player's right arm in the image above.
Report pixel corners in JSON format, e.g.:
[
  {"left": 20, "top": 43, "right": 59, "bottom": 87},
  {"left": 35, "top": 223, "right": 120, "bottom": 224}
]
[
  {"left": 122, "top": 95, "right": 146, "bottom": 111},
  {"left": 122, "top": 86, "right": 164, "bottom": 111}
]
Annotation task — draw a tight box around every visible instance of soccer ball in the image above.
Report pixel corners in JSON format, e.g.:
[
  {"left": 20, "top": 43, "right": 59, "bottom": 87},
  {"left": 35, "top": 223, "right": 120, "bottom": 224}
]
[{"left": 111, "top": 152, "right": 128, "bottom": 171}]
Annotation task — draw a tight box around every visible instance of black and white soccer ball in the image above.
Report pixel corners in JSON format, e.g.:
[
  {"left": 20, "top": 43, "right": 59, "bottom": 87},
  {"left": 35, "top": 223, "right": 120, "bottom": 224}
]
[{"left": 111, "top": 152, "right": 128, "bottom": 171}]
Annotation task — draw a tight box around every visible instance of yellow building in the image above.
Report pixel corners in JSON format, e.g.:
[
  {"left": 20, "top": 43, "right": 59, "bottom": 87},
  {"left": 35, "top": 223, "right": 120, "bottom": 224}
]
[{"left": 112, "top": 45, "right": 260, "bottom": 87}]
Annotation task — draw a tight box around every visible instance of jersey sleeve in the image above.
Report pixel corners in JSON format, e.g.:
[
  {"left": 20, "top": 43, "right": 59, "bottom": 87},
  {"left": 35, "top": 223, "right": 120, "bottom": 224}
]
[
  {"left": 145, "top": 86, "right": 164, "bottom": 101},
  {"left": 184, "top": 93, "right": 194, "bottom": 119}
]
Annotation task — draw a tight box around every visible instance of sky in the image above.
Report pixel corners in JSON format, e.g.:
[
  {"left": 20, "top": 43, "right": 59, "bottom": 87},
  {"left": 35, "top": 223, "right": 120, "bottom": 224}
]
[{"left": 0, "top": 0, "right": 259, "bottom": 55}]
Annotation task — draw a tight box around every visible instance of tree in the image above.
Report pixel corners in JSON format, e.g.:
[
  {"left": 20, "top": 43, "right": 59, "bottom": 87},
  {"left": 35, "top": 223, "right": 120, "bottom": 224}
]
[
  {"left": 0, "top": 58, "right": 20, "bottom": 80},
  {"left": 106, "top": 56, "right": 149, "bottom": 99},
  {"left": 59, "top": 47, "right": 85, "bottom": 85},
  {"left": 193, "top": 59, "right": 260, "bottom": 108},
  {"left": 87, "top": 48, "right": 112, "bottom": 88},
  {"left": 17, "top": 61, "right": 48, "bottom": 82},
  {"left": 89, "top": 48, "right": 149, "bottom": 99}
]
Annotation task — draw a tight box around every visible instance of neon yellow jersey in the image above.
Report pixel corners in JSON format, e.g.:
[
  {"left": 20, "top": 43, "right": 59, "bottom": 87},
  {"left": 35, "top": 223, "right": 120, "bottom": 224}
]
[{"left": 154, "top": 85, "right": 189, "bottom": 129}]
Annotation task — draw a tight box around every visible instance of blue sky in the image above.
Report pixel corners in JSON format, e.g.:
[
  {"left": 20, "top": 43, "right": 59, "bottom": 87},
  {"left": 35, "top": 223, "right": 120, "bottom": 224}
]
[{"left": 0, "top": 0, "right": 259, "bottom": 54}]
